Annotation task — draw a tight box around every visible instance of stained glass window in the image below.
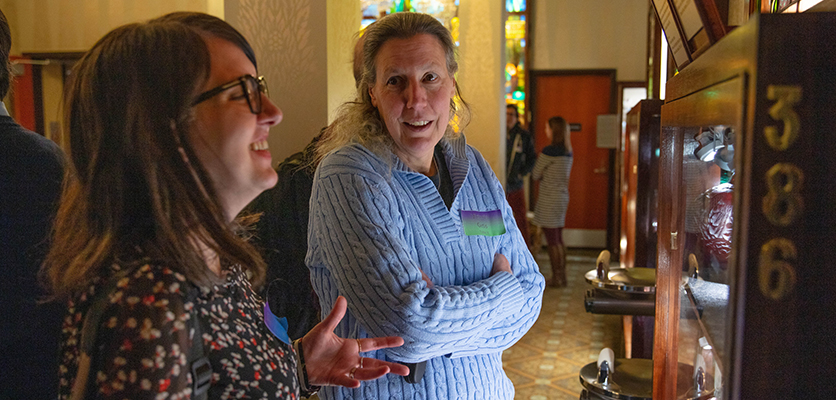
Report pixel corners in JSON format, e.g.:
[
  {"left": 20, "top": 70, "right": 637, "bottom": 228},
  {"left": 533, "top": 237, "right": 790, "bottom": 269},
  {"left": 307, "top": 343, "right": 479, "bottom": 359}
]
[
  {"left": 505, "top": 2, "right": 528, "bottom": 121},
  {"left": 361, "top": 0, "right": 460, "bottom": 42},
  {"left": 506, "top": 0, "right": 526, "bottom": 13}
]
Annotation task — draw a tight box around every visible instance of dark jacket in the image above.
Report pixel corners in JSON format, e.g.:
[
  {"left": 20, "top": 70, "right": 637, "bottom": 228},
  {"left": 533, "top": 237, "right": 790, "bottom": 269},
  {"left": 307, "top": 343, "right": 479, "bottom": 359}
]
[
  {"left": 505, "top": 123, "right": 536, "bottom": 192},
  {"left": 0, "top": 116, "right": 65, "bottom": 399},
  {"left": 247, "top": 132, "right": 323, "bottom": 340}
]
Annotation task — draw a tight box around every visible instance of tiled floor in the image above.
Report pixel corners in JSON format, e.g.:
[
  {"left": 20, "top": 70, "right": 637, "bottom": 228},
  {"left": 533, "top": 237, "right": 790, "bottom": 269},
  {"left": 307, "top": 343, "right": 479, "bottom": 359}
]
[{"left": 503, "top": 248, "right": 624, "bottom": 400}]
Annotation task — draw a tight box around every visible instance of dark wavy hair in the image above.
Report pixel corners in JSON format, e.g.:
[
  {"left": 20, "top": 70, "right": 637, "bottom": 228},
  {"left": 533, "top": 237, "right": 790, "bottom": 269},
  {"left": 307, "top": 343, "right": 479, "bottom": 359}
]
[
  {"left": 152, "top": 12, "right": 257, "bottom": 72},
  {"left": 44, "top": 16, "right": 266, "bottom": 298}
]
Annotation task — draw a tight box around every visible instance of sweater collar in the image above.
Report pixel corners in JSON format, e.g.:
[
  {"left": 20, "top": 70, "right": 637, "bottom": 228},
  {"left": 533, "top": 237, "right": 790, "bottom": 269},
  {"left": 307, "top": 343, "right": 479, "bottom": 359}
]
[
  {"left": 391, "top": 133, "right": 469, "bottom": 181},
  {"left": 390, "top": 134, "right": 470, "bottom": 245}
]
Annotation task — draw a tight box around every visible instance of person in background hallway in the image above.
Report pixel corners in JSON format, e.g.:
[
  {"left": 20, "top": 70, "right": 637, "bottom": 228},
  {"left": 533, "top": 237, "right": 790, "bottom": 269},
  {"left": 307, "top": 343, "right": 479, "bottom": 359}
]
[
  {"left": 505, "top": 104, "right": 536, "bottom": 247},
  {"left": 0, "top": 7, "right": 65, "bottom": 399},
  {"left": 43, "top": 13, "right": 407, "bottom": 399},
  {"left": 247, "top": 35, "right": 365, "bottom": 340},
  {"left": 308, "top": 12, "right": 545, "bottom": 400},
  {"left": 532, "top": 116, "right": 573, "bottom": 287}
]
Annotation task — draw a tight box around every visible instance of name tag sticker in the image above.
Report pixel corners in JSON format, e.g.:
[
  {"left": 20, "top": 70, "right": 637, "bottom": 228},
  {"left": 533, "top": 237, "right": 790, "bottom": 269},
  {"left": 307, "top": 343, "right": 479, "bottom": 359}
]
[
  {"left": 264, "top": 302, "right": 290, "bottom": 345},
  {"left": 461, "top": 209, "right": 506, "bottom": 236}
]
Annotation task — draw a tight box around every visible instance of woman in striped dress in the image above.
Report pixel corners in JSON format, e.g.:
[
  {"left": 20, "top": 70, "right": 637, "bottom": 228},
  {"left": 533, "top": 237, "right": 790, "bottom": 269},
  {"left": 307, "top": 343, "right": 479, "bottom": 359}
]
[{"left": 532, "top": 116, "right": 573, "bottom": 287}]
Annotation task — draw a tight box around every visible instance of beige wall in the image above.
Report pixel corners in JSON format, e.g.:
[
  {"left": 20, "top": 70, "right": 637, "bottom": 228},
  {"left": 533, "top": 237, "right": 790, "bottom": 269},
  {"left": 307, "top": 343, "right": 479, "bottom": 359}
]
[
  {"left": 458, "top": 0, "right": 505, "bottom": 176},
  {"left": 532, "top": 0, "right": 648, "bottom": 81},
  {"left": 0, "top": 0, "right": 221, "bottom": 54},
  {"left": 0, "top": 0, "right": 222, "bottom": 149},
  {"left": 225, "top": 0, "right": 360, "bottom": 162},
  {"left": 2, "top": 0, "right": 645, "bottom": 171},
  {"left": 327, "top": 0, "right": 361, "bottom": 123}
]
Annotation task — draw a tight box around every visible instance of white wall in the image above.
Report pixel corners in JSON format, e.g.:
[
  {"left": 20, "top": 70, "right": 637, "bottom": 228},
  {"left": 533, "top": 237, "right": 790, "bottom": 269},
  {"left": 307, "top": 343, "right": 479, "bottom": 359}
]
[{"left": 532, "top": 0, "right": 648, "bottom": 81}]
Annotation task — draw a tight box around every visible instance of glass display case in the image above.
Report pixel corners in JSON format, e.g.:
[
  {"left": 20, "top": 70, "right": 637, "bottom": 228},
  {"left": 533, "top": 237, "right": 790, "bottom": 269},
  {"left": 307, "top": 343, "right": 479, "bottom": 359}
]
[
  {"left": 621, "top": 99, "right": 662, "bottom": 271},
  {"left": 653, "top": 12, "right": 836, "bottom": 400}
]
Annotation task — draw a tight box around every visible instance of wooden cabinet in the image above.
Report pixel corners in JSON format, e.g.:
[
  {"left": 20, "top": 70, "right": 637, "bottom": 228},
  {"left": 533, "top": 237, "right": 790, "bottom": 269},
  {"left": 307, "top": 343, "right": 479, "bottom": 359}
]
[
  {"left": 620, "top": 99, "right": 662, "bottom": 271},
  {"left": 653, "top": 12, "right": 836, "bottom": 400}
]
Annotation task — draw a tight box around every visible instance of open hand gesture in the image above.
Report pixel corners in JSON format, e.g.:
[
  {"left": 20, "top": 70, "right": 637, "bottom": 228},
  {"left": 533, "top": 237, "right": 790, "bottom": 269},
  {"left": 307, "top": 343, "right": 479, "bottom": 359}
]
[{"left": 300, "top": 296, "right": 410, "bottom": 387}]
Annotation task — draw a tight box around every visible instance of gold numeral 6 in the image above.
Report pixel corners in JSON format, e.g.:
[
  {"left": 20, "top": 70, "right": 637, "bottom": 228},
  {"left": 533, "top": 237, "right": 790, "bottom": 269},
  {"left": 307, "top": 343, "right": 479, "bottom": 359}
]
[
  {"left": 758, "top": 238, "right": 797, "bottom": 300},
  {"left": 762, "top": 163, "right": 804, "bottom": 227},
  {"left": 764, "top": 85, "right": 802, "bottom": 151}
]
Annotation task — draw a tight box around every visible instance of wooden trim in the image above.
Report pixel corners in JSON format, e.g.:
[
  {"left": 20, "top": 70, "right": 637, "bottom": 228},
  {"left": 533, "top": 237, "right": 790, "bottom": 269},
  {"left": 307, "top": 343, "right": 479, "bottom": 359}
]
[
  {"left": 22, "top": 52, "right": 83, "bottom": 137},
  {"left": 648, "top": 4, "right": 663, "bottom": 99},
  {"left": 31, "top": 64, "right": 44, "bottom": 135},
  {"left": 652, "top": 120, "right": 684, "bottom": 400},
  {"left": 524, "top": 1, "right": 533, "bottom": 127},
  {"left": 21, "top": 51, "right": 85, "bottom": 60},
  {"left": 530, "top": 68, "right": 616, "bottom": 77},
  {"left": 695, "top": 0, "right": 730, "bottom": 42}
]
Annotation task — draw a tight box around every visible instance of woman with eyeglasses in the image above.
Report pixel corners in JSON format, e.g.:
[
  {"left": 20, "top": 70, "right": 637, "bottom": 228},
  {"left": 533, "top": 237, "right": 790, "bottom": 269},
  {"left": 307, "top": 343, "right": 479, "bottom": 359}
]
[{"left": 43, "top": 12, "right": 408, "bottom": 399}]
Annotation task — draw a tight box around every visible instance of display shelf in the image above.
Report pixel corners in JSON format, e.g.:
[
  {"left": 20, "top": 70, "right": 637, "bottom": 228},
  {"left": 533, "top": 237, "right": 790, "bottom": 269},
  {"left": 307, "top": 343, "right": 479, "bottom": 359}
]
[{"left": 653, "top": 12, "right": 836, "bottom": 400}]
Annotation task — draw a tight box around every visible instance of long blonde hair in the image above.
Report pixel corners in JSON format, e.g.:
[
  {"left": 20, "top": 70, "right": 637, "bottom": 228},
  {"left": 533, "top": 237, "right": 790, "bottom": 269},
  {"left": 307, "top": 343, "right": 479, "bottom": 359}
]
[{"left": 316, "top": 12, "right": 471, "bottom": 164}]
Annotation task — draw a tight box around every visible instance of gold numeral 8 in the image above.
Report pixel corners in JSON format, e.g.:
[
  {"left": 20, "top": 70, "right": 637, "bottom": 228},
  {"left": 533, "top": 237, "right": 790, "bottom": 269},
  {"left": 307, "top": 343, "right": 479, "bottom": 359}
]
[
  {"left": 762, "top": 163, "right": 804, "bottom": 227},
  {"left": 764, "top": 85, "right": 802, "bottom": 151},
  {"left": 758, "top": 238, "right": 797, "bottom": 300}
]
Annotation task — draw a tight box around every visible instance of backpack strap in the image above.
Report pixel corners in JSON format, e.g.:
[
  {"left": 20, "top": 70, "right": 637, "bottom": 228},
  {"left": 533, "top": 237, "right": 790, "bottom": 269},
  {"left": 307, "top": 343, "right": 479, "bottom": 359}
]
[
  {"left": 71, "top": 263, "right": 211, "bottom": 400},
  {"left": 185, "top": 284, "right": 211, "bottom": 400}
]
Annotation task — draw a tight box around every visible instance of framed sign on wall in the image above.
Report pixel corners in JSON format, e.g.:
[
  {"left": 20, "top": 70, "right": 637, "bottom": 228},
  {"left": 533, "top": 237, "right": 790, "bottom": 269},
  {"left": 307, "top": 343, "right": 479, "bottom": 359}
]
[{"left": 651, "top": 0, "right": 731, "bottom": 69}]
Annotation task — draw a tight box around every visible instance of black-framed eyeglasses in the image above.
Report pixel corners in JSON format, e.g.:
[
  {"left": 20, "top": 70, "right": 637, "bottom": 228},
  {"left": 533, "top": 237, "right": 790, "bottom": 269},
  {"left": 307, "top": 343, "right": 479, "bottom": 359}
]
[{"left": 192, "top": 74, "right": 268, "bottom": 114}]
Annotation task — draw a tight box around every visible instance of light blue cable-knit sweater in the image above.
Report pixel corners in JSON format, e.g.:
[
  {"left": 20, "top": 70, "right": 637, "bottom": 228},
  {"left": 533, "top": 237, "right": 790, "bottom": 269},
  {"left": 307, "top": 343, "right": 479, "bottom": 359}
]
[{"left": 307, "top": 134, "right": 545, "bottom": 400}]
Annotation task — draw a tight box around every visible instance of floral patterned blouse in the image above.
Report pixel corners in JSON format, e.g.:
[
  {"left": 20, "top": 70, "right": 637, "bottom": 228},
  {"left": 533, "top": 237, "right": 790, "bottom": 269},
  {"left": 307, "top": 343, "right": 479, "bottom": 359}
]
[{"left": 57, "top": 262, "right": 300, "bottom": 399}]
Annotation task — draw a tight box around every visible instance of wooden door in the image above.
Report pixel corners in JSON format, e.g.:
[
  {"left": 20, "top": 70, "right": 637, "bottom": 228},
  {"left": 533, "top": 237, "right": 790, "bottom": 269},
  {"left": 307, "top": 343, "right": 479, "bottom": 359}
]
[{"left": 530, "top": 71, "right": 616, "bottom": 248}]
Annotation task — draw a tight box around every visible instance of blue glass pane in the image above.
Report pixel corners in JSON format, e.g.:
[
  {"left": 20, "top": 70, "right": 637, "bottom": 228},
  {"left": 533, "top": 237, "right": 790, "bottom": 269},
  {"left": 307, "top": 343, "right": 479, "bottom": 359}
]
[{"left": 506, "top": 0, "right": 526, "bottom": 12}]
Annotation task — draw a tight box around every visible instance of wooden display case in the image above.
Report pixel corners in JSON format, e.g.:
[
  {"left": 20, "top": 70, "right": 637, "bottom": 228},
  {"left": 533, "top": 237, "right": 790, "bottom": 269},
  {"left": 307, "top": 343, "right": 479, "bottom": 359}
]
[
  {"left": 651, "top": 0, "right": 731, "bottom": 69},
  {"left": 620, "top": 99, "right": 662, "bottom": 271},
  {"left": 653, "top": 12, "right": 836, "bottom": 400},
  {"left": 617, "top": 100, "right": 663, "bottom": 361}
]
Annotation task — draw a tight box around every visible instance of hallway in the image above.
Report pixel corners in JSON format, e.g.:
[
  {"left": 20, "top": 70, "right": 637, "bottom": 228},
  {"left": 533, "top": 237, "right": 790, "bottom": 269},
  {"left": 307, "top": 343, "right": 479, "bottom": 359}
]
[{"left": 504, "top": 249, "right": 623, "bottom": 399}]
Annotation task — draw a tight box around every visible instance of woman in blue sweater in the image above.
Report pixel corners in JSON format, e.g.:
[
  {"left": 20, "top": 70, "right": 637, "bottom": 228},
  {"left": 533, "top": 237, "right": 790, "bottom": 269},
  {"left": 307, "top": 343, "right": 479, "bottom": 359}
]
[
  {"left": 308, "top": 12, "right": 545, "bottom": 400},
  {"left": 43, "top": 14, "right": 408, "bottom": 399}
]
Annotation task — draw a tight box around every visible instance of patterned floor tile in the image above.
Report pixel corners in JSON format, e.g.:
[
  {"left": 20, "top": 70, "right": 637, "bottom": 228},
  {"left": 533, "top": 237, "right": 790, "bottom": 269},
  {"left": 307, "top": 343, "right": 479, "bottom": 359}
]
[
  {"left": 505, "top": 357, "right": 580, "bottom": 380},
  {"left": 504, "top": 249, "right": 624, "bottom": 399},
  {"left": 514, "top": 383, "right": 581, "bottom": 400}
]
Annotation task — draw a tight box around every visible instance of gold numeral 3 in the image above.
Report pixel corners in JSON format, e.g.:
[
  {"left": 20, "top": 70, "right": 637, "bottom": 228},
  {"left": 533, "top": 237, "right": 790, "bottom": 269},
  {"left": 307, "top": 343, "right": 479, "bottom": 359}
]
[{"left": 764, "top": 85, "right": 802, "bottom": 151}]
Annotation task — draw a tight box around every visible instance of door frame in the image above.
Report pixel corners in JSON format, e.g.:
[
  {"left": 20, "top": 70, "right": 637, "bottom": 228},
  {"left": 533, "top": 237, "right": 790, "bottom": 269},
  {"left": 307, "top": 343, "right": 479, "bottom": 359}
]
[
  {"left": 529, "top": 69, "right": 618, "bottom": 251},
  {"left": 615, "top": 81, "right": 650, "bottom": 262}
]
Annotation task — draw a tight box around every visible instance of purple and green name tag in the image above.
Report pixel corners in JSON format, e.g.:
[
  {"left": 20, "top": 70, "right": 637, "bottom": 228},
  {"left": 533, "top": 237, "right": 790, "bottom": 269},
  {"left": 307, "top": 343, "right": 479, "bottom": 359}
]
[{"left": 460, "top": 209, "right": 506, "bottom": 236}]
